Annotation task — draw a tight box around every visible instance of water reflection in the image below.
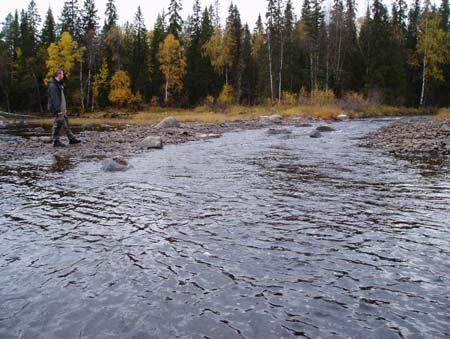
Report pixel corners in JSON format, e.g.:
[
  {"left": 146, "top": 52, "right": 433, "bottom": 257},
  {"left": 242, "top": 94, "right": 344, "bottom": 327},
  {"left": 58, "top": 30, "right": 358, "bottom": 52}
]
[{"left": 0, "top": 119, "right": 449, "bottom": 339}]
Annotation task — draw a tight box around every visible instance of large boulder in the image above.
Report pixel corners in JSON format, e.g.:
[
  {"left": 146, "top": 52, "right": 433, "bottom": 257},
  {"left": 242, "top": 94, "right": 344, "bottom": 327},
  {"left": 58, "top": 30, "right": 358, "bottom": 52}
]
[
  {"left": 101, "top": 157, "right": 132, "bottom": 172},
  {"left": 316, "top": 125, "right": 336, "bottom": 132},
  {"left": 140, "top": 136, "right": 163, "bottom": 149},
  {"left": 260, "top": 115, "right": 283, "bottom": 124},
  {"left": 156, "top": 116, "right": 180, "bottom": 129}
]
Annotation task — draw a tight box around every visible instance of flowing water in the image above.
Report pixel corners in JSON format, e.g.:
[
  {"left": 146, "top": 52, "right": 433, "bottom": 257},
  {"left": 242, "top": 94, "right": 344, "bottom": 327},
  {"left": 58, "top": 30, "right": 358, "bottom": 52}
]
[{"left": 1, "top": 118, "right": 449, "bottom": 339}]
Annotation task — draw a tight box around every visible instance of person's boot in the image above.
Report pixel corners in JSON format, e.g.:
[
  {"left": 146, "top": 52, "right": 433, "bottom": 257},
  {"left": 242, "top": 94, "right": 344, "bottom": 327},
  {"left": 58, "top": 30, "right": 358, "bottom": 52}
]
[
  {"left": 69, "top": 138, "right": 81, "bottom": 145},
  {"left": 53, "top": 140, "right": 66, "bottom": 147}
]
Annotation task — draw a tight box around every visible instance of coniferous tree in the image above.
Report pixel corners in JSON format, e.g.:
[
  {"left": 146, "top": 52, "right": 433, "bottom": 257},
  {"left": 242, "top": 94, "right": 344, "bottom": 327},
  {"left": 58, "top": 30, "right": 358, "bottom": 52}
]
[
  {"left": 149, "top": 12, "right": 167, "bottom": 101},
  {"left": 130, "top": 6, "right": 150, "bottom": 99},
  {"left": 168, "top": 0, "right": 183, "bottom": 39},
  {"left": 59, "top": 0, "right": 81, "bottom": 40},
  {"left": 406, "top": 0, "right": 421, "bottom": 104},
  {"left": 81, "top": 0, "right": 99, "bottom": 35},
  {"left": 241, "top": 24, "right": 256, "bottom": 104},
  {"left": 283, "top": 0, "right": 295, "bottom": 93},
  {"left": 329, "top": 0, "right": 345, "bottom": 93},
  {"left": 80, "top": 0, "right": 99, "bottom": 111},
  {"left": 437, "top": 0, "right": 450, "bottom": 105},
  {"left": 104, "top": 0, "right": 118, "bottom": 32},
  {"left": 41, "top": 7, "right": 56, "bottom": 48},
  {"left": 226, "top": 4, "right": 243, "bottom": 101},
  {"left": 185, "top": 1, "right": 209, "bottom": 105},
  {"left": 253, "top": 14, "right": 270, "bottom": 100},
  {"left": 440, "top": 0, "right": 449, "bottom": 30},
  {"left": 102, "top": 0, "right": 120, "bottom": 75},
  {"left": 27, "top": 0, "right": 41, "bottom": 51}
]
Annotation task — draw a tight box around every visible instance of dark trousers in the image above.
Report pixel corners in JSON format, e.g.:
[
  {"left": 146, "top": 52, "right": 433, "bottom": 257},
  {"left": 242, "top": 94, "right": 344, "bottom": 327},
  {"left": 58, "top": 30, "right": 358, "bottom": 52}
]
[{"left": 52, "top": 114, "right": 75, "bottom": 142}]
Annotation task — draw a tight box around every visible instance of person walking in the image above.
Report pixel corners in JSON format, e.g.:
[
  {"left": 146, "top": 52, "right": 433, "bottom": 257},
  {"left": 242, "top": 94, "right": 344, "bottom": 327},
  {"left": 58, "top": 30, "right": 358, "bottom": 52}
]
[{"left": 48, "top": 69, "right": 81, "bottom": 147}]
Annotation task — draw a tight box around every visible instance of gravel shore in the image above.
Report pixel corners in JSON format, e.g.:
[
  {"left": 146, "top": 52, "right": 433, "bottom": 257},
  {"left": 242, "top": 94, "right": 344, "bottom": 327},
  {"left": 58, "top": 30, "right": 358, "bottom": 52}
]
[
  {"left": 365, "top": 118, "right": 450, "bottom": 156},
  {"left": 0, "top": 116, "right": 308, "bottom": 162}
]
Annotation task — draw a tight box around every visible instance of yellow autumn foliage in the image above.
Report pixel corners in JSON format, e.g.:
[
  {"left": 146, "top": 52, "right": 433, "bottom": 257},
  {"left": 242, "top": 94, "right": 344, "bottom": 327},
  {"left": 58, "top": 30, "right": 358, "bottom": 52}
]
[
  {"left": 45, "top": 31, "right": 84, "bottom": 82},
  {"left": 108, "top": 70, "right": 132, "bottom": 107},
  {"left": 158, "top": 34, "right": 186, "bottom": 103}
]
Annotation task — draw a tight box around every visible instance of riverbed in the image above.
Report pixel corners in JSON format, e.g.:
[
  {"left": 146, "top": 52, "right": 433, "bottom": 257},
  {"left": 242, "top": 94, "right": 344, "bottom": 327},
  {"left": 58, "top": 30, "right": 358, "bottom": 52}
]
[{"left": 1, "top": 118, "right": 449, "bottom": 338}]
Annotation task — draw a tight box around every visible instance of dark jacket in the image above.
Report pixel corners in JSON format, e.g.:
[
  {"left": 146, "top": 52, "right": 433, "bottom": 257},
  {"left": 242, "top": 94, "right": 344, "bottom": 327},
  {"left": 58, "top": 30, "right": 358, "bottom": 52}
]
[{"left": 47, "top": 77, "right": 64, "bottom": 115}]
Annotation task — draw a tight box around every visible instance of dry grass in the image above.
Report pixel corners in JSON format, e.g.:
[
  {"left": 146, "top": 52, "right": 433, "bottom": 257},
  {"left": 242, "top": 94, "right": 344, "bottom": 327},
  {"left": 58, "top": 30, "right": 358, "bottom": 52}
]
[
  {"left": 26, "top": 100, "right": 435, "bottom": 127},
  {"left": 435, "top": 107, "right": 450, "bottom": 120}
]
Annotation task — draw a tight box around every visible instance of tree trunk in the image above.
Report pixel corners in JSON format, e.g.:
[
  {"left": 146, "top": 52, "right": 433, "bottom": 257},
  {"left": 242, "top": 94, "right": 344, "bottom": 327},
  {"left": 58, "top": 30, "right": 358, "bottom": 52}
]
[
  {"left": 31, "top": 71, "right": 43, "bottom": 113},
  {"left": 87, "top": 52, "right": 92, "bottom": 112},
  {"left": 225, "top": 65, "right": 229, "bottom": 85},
  {"left": 278, "top": 32, "right": 284, "bottom": 104},
  {"left": 310, "top": 53, "right": 314, "bottom": 92},
  {"left": 165, "top": 80, "right": 169, "bottom": 104},
  {"left": 336, "top": 24, "right": 342, "bottom": 92},
  {"left": 80, "top": 61, "right": 84, "bottom": 114},
  {"left": 267, "top": 31, "right": 274, "bottom": 102},
  {"left": 420, "top": 17, "right": 428, "bottom": 107}
]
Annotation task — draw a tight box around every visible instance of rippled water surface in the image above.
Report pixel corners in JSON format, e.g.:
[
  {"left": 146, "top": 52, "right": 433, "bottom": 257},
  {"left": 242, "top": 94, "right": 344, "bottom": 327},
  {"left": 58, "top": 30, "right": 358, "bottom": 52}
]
[{"left": 1, "top": 119, "right": 449, "bottom": 338}]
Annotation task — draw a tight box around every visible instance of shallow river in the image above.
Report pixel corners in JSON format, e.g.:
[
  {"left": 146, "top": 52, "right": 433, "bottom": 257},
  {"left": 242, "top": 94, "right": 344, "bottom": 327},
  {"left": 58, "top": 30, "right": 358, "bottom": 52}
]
[{"left": 1, "top": 118, "right": 449, "bottom": 338}]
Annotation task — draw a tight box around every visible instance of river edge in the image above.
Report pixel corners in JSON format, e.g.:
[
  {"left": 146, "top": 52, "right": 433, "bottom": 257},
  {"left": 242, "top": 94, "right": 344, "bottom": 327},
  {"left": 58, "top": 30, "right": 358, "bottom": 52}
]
[
  {"left": 2, "top": 116, "right": 449, "bottom": 164},
  {"left": 364, "top": 117, "right": 450, "bottom": 156},
  {"left": 0, "top": 116, "right": 315, "bottom": 163}
]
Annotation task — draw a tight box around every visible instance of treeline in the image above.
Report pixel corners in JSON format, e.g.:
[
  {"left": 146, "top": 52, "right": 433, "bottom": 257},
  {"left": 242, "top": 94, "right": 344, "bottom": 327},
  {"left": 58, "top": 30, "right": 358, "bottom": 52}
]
[{"left": 0, "top": 0, "right": 449, "bottom": 113}]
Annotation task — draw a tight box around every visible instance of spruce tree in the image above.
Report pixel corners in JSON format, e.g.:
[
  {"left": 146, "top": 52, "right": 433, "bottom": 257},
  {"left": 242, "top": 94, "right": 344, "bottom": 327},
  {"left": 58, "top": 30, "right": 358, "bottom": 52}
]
[
  {"left": 59, "top": 0, "right": 81, "bottom": 40},
  {"left": 439, "top": 0, "right": 449, "bottom": 30},
  {"left": 104, "top": 0, "right": 118, "bottom": 32},
  {"left": 168, "top": 0, "right": 183, "bottom": 39},
  {"left": 226, "top": 4, "right": 243, "bottom": 100},
  {"left": 185, "top": 1, "right": 205, "bottom": 104},
  {"left": 81, "top": 0, "right": 99, "bottom": 35},
  {"left": 27, "top": 0, "right": 41, "bottom": 49},
  {"left": 130, "top": 6, "right": 150, "bottom": 98},
  {"left": 149, "top": 13, "right": 167, "bottom": 101},
  {"left": 241, "top": 24, "right": 256, "bottom": 104},
  {"left": 41, "top": 7, "right": 56, "bottom": 48}
]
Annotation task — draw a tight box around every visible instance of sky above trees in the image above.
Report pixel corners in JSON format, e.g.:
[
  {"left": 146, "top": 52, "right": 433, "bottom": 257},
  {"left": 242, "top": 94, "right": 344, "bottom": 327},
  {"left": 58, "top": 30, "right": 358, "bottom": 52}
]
[{"left": 1, "top": 0, "right": 440, "bottom": 29}]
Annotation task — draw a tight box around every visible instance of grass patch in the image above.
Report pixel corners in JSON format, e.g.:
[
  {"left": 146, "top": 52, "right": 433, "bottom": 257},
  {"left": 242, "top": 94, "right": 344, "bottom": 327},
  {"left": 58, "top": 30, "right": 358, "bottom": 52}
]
[
  {"left": 25, "top": 100, "right": 436, "bottom": 127},
  {"left": 435, "top": 107, "right": 450, "bottom": 120}
]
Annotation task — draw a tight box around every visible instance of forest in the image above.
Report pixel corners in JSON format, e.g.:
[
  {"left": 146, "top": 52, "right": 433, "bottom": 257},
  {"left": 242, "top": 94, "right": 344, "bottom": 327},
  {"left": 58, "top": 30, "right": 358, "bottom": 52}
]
[{"left": 0, "top": 0, "right": 449, "bottom": 114}]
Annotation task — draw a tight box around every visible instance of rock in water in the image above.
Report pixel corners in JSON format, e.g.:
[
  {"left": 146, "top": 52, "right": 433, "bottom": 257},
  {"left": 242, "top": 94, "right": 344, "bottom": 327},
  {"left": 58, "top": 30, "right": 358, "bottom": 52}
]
[
  {"left": 156, "top": 116, "right": 180, "bottom": 129},
  {"left": 140, "top": 136, "right": 163, "bottom": 149},
  {"left": 310, "top": 130, "right": 322, "bottom": 138},
  {"left": 196, "top": 133, "right": 222, "bottom": 139},
  {"left": 101, "top": 157, "right": 132, "bottom": 172},
  {"left": 316, "top": 125, "right": 336, "bottom": 132},
  {"left": 336, "top": 114, "right": 349, "bottom": 121},
  {"left": 267, "top": 128, "right": 291, "bottom": 135}
]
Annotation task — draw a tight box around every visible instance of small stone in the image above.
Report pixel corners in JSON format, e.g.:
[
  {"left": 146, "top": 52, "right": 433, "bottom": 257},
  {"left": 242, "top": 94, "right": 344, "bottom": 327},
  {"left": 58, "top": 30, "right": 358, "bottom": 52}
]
[
  {"left": 310, "top": 130, "right": 322, "bottom": 138},
  {"left": 267, "top": 128, "right": 291, "bottom": 135}
]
